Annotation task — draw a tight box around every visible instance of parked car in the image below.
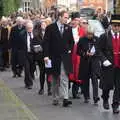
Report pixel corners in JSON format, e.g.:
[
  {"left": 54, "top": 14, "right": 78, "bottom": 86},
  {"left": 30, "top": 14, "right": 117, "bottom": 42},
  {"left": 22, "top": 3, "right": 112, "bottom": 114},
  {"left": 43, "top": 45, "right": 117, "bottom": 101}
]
[{"left": 80, "top": 8, "right": 95, "bottom": 20}]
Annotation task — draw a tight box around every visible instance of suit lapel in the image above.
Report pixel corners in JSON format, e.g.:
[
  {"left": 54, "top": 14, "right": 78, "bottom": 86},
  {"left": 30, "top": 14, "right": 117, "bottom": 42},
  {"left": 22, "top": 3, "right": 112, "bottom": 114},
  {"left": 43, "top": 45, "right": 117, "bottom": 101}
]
[
  {"left": 54, "top": 22, "right": 62, "bottom": 38},
  {"left": 108, "top": 31, "right": 113, "bottom": 50},
  {"left": 24, "top": 31, "right": 27, "bottom": 45}
]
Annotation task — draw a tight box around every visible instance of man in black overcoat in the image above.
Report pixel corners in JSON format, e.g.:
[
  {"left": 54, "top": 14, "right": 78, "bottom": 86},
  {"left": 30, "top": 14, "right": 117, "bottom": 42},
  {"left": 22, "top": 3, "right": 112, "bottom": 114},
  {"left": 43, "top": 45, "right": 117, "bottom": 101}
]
[
  {"left": 43, "top": 10, "right": 74, "bottom": 107},
  {"left": 9, "top": 17, "right": 25, "bottom": 77},
  {"left": 99, "top": 15, "right": 120, "bottom": 114},
  {"left": 19, "top": 21, "right": 36, "bottom": 89}
]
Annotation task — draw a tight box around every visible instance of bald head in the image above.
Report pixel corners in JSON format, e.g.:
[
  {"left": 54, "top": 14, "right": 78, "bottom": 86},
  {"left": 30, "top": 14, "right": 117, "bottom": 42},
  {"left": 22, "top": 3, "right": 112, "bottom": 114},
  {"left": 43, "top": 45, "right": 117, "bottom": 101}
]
[{"left": 26, "top": 21, "right": 33, "bottom": 33}]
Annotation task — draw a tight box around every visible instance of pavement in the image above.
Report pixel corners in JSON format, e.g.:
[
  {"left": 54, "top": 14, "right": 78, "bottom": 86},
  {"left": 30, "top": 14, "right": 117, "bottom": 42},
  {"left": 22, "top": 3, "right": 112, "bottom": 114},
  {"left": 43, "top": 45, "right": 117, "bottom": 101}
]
[{"left": 0, "top": 68, "right": 120, "bottom": 120}]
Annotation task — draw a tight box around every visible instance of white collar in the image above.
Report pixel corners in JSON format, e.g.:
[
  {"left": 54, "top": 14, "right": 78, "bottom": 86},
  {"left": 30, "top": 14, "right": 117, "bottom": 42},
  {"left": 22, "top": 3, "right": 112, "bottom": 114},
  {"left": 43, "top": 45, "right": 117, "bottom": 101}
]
[{"left": 111, "top": 30, "right": 119, "bottom": 39}]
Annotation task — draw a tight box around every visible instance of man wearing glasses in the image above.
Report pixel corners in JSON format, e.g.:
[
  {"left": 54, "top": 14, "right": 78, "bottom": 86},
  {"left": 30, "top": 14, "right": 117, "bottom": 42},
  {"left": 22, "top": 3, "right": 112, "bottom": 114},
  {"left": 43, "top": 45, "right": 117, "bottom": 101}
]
[{"left": 99, "top": 15, "right": 120, "bottom": 114}]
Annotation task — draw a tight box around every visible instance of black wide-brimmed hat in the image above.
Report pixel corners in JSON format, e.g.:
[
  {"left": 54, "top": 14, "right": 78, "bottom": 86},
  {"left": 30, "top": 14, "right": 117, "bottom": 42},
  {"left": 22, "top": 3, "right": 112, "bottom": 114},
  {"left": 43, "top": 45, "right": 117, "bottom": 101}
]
[
  {"left": 111, "top": 14, "right": 120, "bottom": 24},
  {"left": 71, "top": 12, "right": 80, "bottom": 20}
]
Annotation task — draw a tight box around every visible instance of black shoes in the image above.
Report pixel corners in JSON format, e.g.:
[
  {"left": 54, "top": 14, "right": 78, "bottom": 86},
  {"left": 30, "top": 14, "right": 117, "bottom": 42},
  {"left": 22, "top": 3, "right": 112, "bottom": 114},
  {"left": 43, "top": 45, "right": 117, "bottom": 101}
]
[
  {"left": 84, "top": 99, "right": 89, "bottom": 103},
  {"left": 73, "top": 94, "right": 80, "bottom": 99},
  {"left": 112, "top": 104, "right": 119, "bottom": 114},
  {"left": 63, "top": 99, "right": 72, "bottom": 107},
  {"left": 12, "top": 74, "right": 17, "bottom": 78},
  {"left": 25, "top": 85, "right": 33, "bottom": 89},
  {"left": 103, "top": 100, "right": 110, "bottom": 110},
  {"left": 94, "top": 97, "right": 100, "bottom": 104},
  {"left": 52, "top": 99, "right": 59, "bottom": 106},
  {"left": 38, "top": 89, "right": 44, "bottom": 95},
  {"left": 48, "top": 91, "right": 52, "bottom": 96},
  {"left": 12, "top": 72, "right": 22, "bottom": 78},
  {"left": 113, "top": 107, "right": 119, "bottom": 114}
]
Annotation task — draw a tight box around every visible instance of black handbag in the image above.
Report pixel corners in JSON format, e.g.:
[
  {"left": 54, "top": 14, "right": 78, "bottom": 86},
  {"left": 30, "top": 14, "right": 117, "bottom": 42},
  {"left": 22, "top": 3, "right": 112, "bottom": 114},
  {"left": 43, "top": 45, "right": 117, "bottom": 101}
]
[{"left": 33, "top": 45, "right": 43, "bottom": 53}]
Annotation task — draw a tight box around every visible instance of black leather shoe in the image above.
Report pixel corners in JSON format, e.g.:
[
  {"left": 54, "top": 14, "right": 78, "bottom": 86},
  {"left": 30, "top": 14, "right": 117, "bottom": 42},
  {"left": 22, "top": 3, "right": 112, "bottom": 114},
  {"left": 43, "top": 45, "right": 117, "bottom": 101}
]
[
  {"left": 48, "top": 91, "right": 52, "bottom": 96},
  {"left": 12, "top": 74, "right": 17, "bottom": 78},
  {"left": 52, "top": 100, "right": 59, "bottom": 106},
  {"left": 38, "top": 89, "right": 44, "bottom": 95},
  {"left": 103, "top": 100, "right": 109, "bottom": 110},
  {"left": 73, "top": 94, "right": 81, "bottom": 99},
  {"left": 84, "top": 99, "right": 89, "bottom": 103},
  {"left": 17, "top": 73, "right": 22, "bottom": 77},
  {"left": 113, "top": 107, "right": 119, "bottom": 114},
  {"left": 94, "top": 97, "right": 100, "bottom": 104},
  {"left": 112, "top": 104, "right": 119, "bottom": 114},
  {"left": 27, "top": 85, "right": 33, "bottom": 89},
  {"left": 63, "top": 99, "right": 72, "bottom": 107}
]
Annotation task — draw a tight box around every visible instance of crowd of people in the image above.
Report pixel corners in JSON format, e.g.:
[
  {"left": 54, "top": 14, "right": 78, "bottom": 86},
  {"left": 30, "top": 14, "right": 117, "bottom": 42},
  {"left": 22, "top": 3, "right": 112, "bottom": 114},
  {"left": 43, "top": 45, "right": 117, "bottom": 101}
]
[{"left": 0, "top": 8, "right": 120, "bottom": 114}]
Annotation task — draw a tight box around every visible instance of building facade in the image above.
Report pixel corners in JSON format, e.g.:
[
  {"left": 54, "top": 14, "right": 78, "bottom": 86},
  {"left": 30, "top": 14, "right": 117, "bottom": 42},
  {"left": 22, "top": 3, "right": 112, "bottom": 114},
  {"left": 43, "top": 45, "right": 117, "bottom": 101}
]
[{"left": 20, "top": 0, "right": 42, "bottom": 12}]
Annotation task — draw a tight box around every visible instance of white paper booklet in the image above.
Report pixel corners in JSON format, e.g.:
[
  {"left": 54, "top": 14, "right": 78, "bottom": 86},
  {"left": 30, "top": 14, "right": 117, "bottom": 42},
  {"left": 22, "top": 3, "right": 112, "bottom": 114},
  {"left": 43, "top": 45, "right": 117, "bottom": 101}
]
[{"left": 45, "top": 59, "right": 52, "bottom": 68}]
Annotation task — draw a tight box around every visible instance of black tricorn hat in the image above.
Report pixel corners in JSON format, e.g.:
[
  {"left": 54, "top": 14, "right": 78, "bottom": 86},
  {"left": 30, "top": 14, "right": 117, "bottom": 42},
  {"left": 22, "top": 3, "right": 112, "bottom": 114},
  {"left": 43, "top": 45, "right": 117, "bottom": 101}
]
[
  {"left": 111, "top": 14, "right": 120, "bottom": 24},
  {"left": 71, "top": 12, "right": 80, "bottom": 20}
]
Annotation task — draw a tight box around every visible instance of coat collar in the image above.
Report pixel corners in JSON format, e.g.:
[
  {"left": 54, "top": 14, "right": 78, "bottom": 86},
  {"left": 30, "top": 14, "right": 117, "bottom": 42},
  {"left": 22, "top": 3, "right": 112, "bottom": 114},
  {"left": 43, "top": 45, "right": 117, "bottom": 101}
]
[{"left": 54, "top": 22, "right": 69, "bottom": 38}]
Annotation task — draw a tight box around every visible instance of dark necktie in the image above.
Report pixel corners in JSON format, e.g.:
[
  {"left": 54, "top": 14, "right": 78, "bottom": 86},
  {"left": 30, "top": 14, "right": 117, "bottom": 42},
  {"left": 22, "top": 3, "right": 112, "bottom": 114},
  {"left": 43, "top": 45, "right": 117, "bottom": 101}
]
[
  {"left": 114, "top": 32, "right": 117, "bottom": 39},
  {"left": 60, "top": 25, "right": 64, "bottom": 36},
  {"left": 28, "top": 32, "right": 32, "bottom": 40}
]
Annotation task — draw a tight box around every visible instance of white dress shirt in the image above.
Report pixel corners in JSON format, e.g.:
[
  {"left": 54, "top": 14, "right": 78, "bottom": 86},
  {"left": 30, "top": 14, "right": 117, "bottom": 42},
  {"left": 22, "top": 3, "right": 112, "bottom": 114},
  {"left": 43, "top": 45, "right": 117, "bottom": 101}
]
[
  {"left": 27, "top": 32, "right": 33, "bottom": 52},
  {"left": 72, "top": 26, "right": 80, "bottom": 44},
  {"left": 111, "top": 30, "right": 119, "bottom": 39}
]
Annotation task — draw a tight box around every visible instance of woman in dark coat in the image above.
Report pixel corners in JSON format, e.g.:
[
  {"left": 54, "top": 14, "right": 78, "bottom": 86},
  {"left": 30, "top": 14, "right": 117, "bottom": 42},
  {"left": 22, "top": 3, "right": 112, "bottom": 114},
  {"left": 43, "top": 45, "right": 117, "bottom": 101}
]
[
  {"left": 32, "top": 21, "right": 52, "bottom": 96},
  {"left": 77, "top": 28, "right": 101, "bottom": 103}
]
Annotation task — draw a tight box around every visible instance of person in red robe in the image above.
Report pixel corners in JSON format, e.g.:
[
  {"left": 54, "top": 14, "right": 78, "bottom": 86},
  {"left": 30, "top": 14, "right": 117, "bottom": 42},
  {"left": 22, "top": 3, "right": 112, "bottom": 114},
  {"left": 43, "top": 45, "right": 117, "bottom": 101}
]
[{"left": 69, "top": 12, "right": 82, "bottom": 98}]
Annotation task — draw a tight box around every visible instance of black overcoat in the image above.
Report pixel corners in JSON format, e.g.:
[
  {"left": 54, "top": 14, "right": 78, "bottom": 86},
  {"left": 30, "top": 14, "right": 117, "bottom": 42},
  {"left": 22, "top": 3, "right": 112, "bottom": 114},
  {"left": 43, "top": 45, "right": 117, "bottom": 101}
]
[
  {"left": 43, "top": 22, "right": 74, "bottom": 75},
  {"left": 77, "top": 36, "right": 101, "bottom": 81},
  {"left": 98, "top": 31, "right": 114, "bottom": 90},
  {"left": 9, "top": 25, "right": 25, "bottom": 66}
]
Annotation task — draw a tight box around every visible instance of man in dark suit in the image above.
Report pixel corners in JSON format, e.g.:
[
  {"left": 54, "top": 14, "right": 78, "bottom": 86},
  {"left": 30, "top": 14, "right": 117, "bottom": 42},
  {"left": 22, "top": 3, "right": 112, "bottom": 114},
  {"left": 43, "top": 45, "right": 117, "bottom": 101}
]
[
  {"left": 9, "top": 17, "right": 25, "bottom": 77},
  {"left": 0, "top": 17, "right": 9, "bottom": 71},
  {"left": 43, "top": 10, "right": 74, "bottom": 107},
  {"left": 99, "top": 15, "right": 120, "bottom": 114},
  {"left": 20, "top": 21, "right": 35, "bottom": 89}
]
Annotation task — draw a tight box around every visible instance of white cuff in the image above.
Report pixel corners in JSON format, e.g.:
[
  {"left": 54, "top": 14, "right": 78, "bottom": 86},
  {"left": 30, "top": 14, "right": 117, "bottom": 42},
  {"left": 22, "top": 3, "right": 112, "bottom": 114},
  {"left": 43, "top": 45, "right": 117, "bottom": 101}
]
[{"left": 103, "top": 60, "right": 112, "bottom": 67}]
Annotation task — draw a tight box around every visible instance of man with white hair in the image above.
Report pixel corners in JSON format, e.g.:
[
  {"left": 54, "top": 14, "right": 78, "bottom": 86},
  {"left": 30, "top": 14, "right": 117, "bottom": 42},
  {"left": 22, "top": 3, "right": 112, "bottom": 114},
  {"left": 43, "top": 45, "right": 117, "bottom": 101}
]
[
  {"left": 19, "top": 21, "right": 35, "bottom": 89},
  {"left": 77, "top": 26, "right": 100, "bottom": 104},
  {"left": 9, "top": 16, "right": 25, "bottom": 77}
]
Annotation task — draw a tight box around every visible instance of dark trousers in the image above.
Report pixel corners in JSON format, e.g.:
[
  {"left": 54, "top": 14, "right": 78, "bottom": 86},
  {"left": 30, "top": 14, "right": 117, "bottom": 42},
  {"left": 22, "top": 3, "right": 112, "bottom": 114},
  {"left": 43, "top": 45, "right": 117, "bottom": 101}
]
[
  {"left": 11, "top": 50, "right": 23, "bottom": 75},
  {"left": 102, "top": 68, "right": 120, "bottom": 108},
  {"left": 83, "top": 78, "right": 90, "bottom": 99},
  {"left": 72, "top": 82, "right": 79, "bottom": 97},
  {"left": 0, "top": 48, "right": 9, "bottom": 69},
  {"left": 24, "top": 53, "right": 35, "bottom": 87},
  {"left": 91, "top": 73, "right": 99, "bottom": 100},
  {"left": 0, "top": 48, "right": 4, "bottom": 69},
  {"left": 36, "top": 59, "right": 51, "bottom": 91},
  {"left": 113, "top": 68, "right": 120, "bottom": 107},
  {"left": 2, "top": 49, "right": 9, "bottom": 67}
]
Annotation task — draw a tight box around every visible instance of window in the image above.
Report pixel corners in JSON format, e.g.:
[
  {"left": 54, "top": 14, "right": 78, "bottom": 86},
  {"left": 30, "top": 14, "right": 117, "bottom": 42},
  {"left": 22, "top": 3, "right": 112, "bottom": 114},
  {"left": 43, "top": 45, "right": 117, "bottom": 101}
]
[{"left": 23, "top": 1, "right": 31, "bottom": 12}]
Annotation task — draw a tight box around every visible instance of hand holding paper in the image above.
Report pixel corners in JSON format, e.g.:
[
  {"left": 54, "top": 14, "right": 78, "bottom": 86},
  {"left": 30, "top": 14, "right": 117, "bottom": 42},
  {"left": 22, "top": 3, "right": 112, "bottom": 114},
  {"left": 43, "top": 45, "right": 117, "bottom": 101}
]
[{"left": 45, "top": 59, "right": 52, "bottom": 68}]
